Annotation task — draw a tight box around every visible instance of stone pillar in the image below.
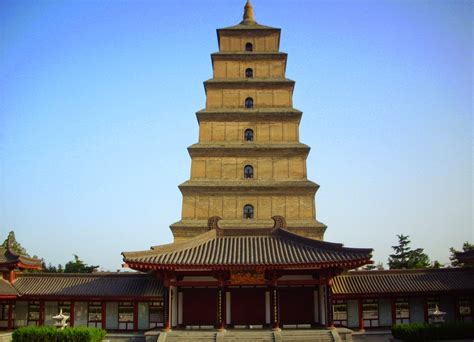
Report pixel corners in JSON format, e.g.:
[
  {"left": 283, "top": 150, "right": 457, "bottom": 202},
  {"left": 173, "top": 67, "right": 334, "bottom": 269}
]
[
  {"left": 270, "top": 285, "right": 280, "bottom": 330},
  {"left": 358, "top": 298, "right": 365, "bottom": 331}
]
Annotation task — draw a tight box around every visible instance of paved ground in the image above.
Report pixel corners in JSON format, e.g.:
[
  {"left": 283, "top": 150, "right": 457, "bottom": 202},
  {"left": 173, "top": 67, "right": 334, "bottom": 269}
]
[{"left": 353, "top": 330, "right": 393, "bottom": 342}]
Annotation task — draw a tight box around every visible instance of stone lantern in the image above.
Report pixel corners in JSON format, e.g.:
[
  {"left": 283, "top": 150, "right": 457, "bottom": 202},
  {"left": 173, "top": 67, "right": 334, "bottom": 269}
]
[
  {"left": 52, "top": 309, "right": 69, "bottom": 330},
  {"left": 429, "top": 305, "right": 446, "bottom": 324}
]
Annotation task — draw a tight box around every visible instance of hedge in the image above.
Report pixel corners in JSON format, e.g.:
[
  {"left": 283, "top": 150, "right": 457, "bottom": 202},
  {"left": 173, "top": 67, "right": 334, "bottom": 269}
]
[
  {"left": 12, "top": 326, "right": 107, "bottom": 342},
  {"left": 392, "top": 322, "right": 474, "bottom": 341}
]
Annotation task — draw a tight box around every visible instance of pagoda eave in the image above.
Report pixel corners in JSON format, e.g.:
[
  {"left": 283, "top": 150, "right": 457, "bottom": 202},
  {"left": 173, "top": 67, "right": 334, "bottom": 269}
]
[{"left": 187, "top": 143, "right": 310, "bottom": 158}]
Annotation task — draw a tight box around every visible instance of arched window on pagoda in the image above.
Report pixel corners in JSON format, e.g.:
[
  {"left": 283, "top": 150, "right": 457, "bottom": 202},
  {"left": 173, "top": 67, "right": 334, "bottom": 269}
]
[
  {"left": 245, "top": 97, "right": 253, "bottom": 109},
  {"left": 244, "top": 165, "right": 254, "bottom": 179},
  {"left": 245, "top": 42, "right": 253, "bottom": 52},
  {"left": 245, "top": 68, "right": 253, "bottom": 78},
  {"left": 243, "top": 204, "right": 254, "bottom": 219},
  {"left": 244, "top": 128, "right": 254, "bottom": 142}
]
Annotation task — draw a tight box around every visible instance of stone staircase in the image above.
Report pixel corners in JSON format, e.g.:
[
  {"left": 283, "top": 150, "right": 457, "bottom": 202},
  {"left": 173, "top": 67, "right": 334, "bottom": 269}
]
[{"left": 156, "top": 329, "right": 338, "bottom": 342}]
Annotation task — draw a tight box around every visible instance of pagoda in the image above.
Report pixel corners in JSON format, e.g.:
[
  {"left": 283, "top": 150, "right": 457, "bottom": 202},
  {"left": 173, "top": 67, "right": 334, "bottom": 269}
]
[{"left": 123, "top": 1, "right": 372, "bottom": 331}]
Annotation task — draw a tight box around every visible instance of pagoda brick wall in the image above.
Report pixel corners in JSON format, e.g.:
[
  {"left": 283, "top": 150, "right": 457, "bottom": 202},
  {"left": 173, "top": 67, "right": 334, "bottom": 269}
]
[{"left": 170, "top": 19, "right": 326, "bottom": 241}]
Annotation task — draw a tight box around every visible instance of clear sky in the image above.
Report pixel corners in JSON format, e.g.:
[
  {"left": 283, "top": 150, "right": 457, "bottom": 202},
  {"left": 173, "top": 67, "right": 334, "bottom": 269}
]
[{"left": 0, "top": 0, "right": 472, "bottom": 271}]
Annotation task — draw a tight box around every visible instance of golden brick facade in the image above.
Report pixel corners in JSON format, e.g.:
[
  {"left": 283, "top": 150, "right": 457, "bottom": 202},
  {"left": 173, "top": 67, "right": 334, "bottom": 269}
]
[{"left": 171, "top": 3, "right": 326, "bottom": 241}]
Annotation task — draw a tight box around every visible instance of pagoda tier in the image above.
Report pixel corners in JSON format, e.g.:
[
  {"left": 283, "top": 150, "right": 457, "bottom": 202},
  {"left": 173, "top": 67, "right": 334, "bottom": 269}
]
[{"left": 171, "top": 1, "right": 326, "bottom": 241}]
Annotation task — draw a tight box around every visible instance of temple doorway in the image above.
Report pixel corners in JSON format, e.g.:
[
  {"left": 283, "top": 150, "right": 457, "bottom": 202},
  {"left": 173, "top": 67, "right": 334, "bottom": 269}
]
[
  {"left": 181, "top": 288, "right": 217, "bottom": 327},
  {"left": 230, "top": 287, "right": 266, "bottom": 326},
  {"left": 279, "top": 286, "right": 315, "bottom": 325}
]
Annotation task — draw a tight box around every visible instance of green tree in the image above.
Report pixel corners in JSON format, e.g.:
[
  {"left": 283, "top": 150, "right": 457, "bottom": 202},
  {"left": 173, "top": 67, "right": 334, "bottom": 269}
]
[
  {"left": 64, "top": 255, "right": 98, "bottom": 273},
  {"left": 449, "top": 242, "right": 474, "bottom": 268},
  {"left": 362, "top": 262, "right": 385, "bottom": 270},
  {"left": 388, "top": 234, "right": 431, "bottom": 269},
  {"left": 1, "top": 231, "right": 29, "bottom": 256}
]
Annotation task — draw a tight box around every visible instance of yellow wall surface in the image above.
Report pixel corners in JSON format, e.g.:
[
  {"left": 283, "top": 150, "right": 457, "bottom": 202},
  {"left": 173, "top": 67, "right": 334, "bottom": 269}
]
[
  {"left": 213, "top": 60, "right": 285, "bottom": 79},
  {"left": 219, "top": 33, "right": 279, "bottom": 53},
  {"left": 206, "top": 87, "right": 293, "bottom": 109}
]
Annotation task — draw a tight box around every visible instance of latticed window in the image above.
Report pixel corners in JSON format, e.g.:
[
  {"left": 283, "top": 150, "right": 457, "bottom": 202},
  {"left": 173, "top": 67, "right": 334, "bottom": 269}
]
[
  {"left": 332, "top": 300, "right": 347, "bottom": 326},
  {"left": 362, "top": 299, "right": 379, "bottom": 328},
  {"left": 149, "top": 301, "right": 164, "bottom": 328},
  {"left": 244, "top": 165, "right": 253, "bottom": 179},
  {"left": 244, "top": 129, "right": 254, "bottom": 141},
  {"left": 245, "top": 68, "right": 253, "bottom": 78},
  {"left": 395, "top": 299, "right": 410, "bottom": 324},
  {"left": 58, "top": 301, "right": 71, "bottom": 316},
  {"left": 458, "top": 298, "right": 472, "bottom": 322},
  {"left": 88, "top": 302, "right": 102, "bottom": 328},
  {"left": 27, "top": 301, "right": 40, "bottom": 326},
  {"left": 245, "top": 42, "right": 253, "bottom": 51},
  {"left": 245, "top": 97, "right": 253, "bottom": 109},
  {"left": 118, "top": 302, "right": 134, "bottom": 330},
  {"left": 243, "top": 204, "right": 254, "bottom": 219}
]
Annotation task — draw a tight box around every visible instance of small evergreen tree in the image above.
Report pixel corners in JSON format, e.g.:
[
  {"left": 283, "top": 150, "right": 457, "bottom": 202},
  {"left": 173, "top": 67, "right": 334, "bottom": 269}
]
[
  {"left": 388, "top": 234, "right": 431, "bottom": 269},
  {"left": 1, "top": 231, "right": 29, "bottom": 256}
]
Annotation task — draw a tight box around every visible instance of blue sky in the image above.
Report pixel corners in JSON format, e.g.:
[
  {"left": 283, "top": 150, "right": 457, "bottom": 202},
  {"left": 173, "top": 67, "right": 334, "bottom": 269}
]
[{"left": 0, "top": 0, "right": 472, "bottom": 271}]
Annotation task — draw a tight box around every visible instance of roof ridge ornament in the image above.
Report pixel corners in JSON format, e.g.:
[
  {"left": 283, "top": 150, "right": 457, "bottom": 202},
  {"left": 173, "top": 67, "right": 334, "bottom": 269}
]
[
  {"left": 271, "top": 215, "right": 286, "bottom": 230},
  {"left": 241, "top": 0, "right": 256, "bottom": 24}
]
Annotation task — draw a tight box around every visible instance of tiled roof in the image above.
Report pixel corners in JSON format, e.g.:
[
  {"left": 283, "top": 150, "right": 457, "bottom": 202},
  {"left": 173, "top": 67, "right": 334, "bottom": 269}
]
[
  {"left": 13, "top": 273, "right": 163, "bottom": 298},
  {"left": 0, "top": 278, "right": 18, "bottom": 297},
  {"left": 123, "top": 216, "right": 372, "bottom": 270},
  {"left": 332, "top": 268, "right": 474, "bottom": 297},
  {"left": 0, "top": 247, "right": 42, "bottom": 269}
]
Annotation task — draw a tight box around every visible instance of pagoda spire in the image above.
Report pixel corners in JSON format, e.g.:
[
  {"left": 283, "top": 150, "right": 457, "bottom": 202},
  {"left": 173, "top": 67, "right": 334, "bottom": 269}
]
[{"left": 242, "top": 0, "right": 256, "bottom": 24}]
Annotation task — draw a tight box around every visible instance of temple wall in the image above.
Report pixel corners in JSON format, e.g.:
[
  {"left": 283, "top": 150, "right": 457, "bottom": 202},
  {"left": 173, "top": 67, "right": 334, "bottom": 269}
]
[
  {"left": 199, "top": 121, "right": 299, "bottom": 143},
  {"left": 106, "top": 302, "right": 119, "bottom": 330},
  {"left": 378, "top": 299, "right": 392, "bottom": 327},
  {"left": 219, "top": 33, "right": 279, "bottom": 53},
  {"left": 14, "top": 301, "right": 28, "bottom": 327},
  {"left": 347, "top": 300, "right": 359, "bottom": 328},
  {"left": 206, "top": 88, "right": 292, "bottom": 109},
  {"left": 409, "top": 298, "right": 425, "bottom": 323},
  {"left": 138, "top": 302, "right": 149, "bottom": 330},
  {"left": 191, "top": 157, "right": 306, "bottom": 180},
  {"left": 182, "top": 195, "right": 315, "bottom": 220},
  {"left": 75, "top": 302, "right": 88, "bottom": 327},
  {"left": 213, "top": 60, "right": 285, "bottom": 79}
]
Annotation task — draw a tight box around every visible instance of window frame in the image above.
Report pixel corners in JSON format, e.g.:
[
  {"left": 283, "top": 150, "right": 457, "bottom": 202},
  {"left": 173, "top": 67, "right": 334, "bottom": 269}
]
[
  {"left": 243, "top": 204, "right": 254, "bottom": 219},
  {"left": 87, "top": 301, "right": 102, "bottom": 328},
  {"left": 395, "top": 298, "right": 410, "bottom": 324},
  {"left": 244, "top": 129, "right": 254, "bottom": 142},
  {"left": 149, "top": 301, "right": 164, "bottom": 329},
  {"left": 118, "top": 301, "right": 134, "bottom": 331},
  {"left": 245, "top": 97, "right": 253, "bottom": 109},
  {"left": 457, "top": 297, "right": 472, "bottom": 322},
  {"left": 245, "top": 68, "right": 253, "bottom": 78},
  {"left": 244, "top": 165, "right": 254, "bottom": 179},
  {"left": 27, "top": 301, "right": 40, "bottom": 326},
  {"left": 332, "top": 299, "right": 347, "bottom": 327},
  {"left": 362, "top": 299, "right": 379, "bottom": 328},
  {"left": 245, "top": 42, "right": 253, "bottom": 52}
]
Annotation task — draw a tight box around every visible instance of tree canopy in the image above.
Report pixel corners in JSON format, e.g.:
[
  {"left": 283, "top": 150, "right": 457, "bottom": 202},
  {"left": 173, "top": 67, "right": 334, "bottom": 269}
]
[
  {"left": 388, "top": 234, "right": 431, "bottom": 269},
  {"left": 449, "top": 242, "right": 474, "bottom": 268}
]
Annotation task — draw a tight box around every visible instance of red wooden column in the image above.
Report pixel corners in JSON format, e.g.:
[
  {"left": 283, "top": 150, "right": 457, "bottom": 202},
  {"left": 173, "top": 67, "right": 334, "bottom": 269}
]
[
  {"left": 7, "top": 302, "right": 13, "bottom": 330},
  {"left": 270, "top": 284, "right": 280, "bottom": 330},
  {"left": 326, "top": 281, "right": 334, "bottom": 329},
  {"left": 70, "top": 301, "right": 75, "bottom": 327},
  {"left": 133, "top": 302, "right": 139, "bottom": 332},
  {"left": 217, "top": 286, "right": 226, "bottom": 331},
  {"left": 391, "top": 298, "right": 396, "bottom": 325},
  {"left": 101, "top": 302, "right": 107, "bottom": 330},
  {"left": 39, "top": 301, "right": 45, "bottom": 326},
  {"left": 423, "top": 299, "right": 429, "bottom": 323},
  {"left": 358, "top": 298, "right": 364, "bottom": 331}
]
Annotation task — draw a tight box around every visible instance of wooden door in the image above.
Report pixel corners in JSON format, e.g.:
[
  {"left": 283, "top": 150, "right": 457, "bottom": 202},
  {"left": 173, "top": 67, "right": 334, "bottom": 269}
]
[
  {"left": 182, "top": 288, "right": 217, "bottom": 326},
  {"left": 279, "top": 286, "right": 314, "bottom": 325},
  {"left": 230, "top": 287, "right": 266, "bottom": 326}
]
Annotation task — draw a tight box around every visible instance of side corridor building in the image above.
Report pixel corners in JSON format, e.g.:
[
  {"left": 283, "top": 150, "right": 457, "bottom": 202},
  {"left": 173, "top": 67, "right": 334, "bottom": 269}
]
[{"left": 1, "top": 0, "right": 472, "bottom": 334}]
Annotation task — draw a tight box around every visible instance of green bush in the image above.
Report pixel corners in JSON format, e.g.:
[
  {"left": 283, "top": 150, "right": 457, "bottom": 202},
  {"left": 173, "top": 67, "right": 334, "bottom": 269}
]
[
  {"left": 12, "top": 326, "right": 107, "bottom": 342},
  {"left": 392, "top": 321, "right": 474, "bottom": 341}
]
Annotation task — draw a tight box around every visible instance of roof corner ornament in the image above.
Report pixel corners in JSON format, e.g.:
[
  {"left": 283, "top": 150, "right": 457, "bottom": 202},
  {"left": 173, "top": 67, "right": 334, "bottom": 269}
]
[
  {"left": 242, "top": 0, "right": 255, "bottom": 24},
  {"left": 208, "top": 216, "right": 222, "bottom": 231},
  {"left": 271, "top": 215, "right": 287, "bottom": 230}
]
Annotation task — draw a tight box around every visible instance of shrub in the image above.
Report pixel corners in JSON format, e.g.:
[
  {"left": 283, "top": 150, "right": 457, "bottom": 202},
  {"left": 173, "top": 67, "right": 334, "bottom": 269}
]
[
  {"left": 392, "top": 321, "right": 474, "bottom": 341},
  {"left": 13, "top": 326, "right": 107, "bottom": 342}
]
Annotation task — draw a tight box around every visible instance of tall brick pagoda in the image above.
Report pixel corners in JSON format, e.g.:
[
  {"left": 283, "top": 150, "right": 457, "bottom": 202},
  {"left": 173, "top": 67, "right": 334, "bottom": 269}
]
[
  {"left": 171, "top": 0, "right": 327, "bottom": 242},
  {"left": 123, "top": 1, "right": 372, "bottom": 331}
]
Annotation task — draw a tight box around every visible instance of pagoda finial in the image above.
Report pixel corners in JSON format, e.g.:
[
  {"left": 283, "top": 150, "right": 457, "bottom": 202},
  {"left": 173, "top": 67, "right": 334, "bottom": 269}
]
[{"left": 242, "top": 0, "right": 256, "bottom": 24}]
